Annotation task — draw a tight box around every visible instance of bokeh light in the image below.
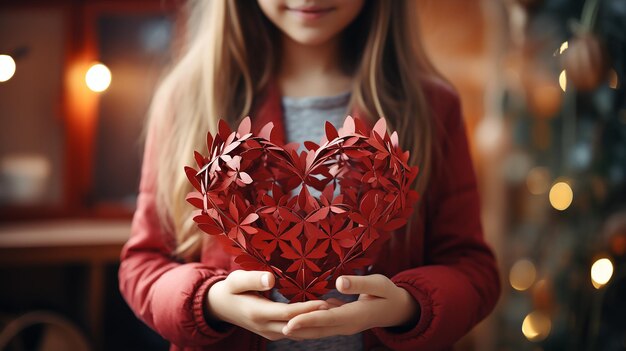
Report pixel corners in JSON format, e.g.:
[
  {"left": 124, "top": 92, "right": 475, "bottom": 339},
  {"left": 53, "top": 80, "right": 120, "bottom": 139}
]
[
  {"left": 558, "top": 41, "right": 568, "bottom": 55},
  {"left": 559, "top": 70, "right": 567, "bottom": 92},
  {"left": 475, "top": 116, "right": 505, "bottom": 153},
  {"left": 591, "top": 258, "right": 613, "bottom": 289},
  {"left": 608, "top": 69, "right": 619, "bottom": 89},
  {"left": 85, "top": 63, "right": 112, "bottom": 92},
  {"left": 527, "top": 167, "right": 551, "bottom": 195},
  {"left": 0, "top": 54, "right": 16, "bottom": 82},
  {"left": 510, "top": 259, "right": 537, "bottom": 291},
  {"left": 522, "top": 311, "right": 551, "bottom": 342},
  {"left": 549, "top": 181, "right": 573, "bottom": 211}
]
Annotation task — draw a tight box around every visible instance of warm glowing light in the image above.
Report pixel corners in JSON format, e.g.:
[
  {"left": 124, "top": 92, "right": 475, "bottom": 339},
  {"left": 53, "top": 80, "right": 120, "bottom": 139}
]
[
  {"left": 609, "top": 69, "right": 619, "bottom": 89},
  {"left": 591, "top": 258, "right": 614, "bottom": 289},
  {"left": 85, "top": 63, "right": 111, "bottom": 92},
  {"left": 475, "top": 117, "right": 505, "bottom": 153},
  {"left": 558, "top": 41, "right": 568, "bottom": 55},
  {"left": 522, "top": 311, "right": 551, "bottom": 342},
  {"left": 510, "top": 259, "right": 537, "bottom": 291},
  {"left": 559, "top": 70, "right": 567, "bottom": 92},
  {"left": 527, "top": 167, "right": 551, "bottom": 195},
  {"left": 0, "top": 54, "right": 16, "bottom": 82},
  {"left": 549, "top": 181, "right": 573, "bottom": 211}
]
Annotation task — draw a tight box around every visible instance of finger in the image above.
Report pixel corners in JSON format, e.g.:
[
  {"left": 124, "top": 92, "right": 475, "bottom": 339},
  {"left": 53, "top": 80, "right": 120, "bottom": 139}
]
[
  {"left": 261, "top": 332, "right": 303, "bottom": 342},
  {"left": 324, "top": 298, "right": 346, "bottom": 308},
  {"left": 260, "top": 323, "right": 302, "bottom": 341},
  {"left": 232, "top": 294, "right": 329, "bottom": 325},
  {"left": 263, "top": 299, "right": 329, "bottom": 321},
  {"left": 285, "top": 301, "right": 362, "bottom": 331},
  {"left": 226, "top": 270, "right": 275, "bottom": 293},
  {"left": 283, "top": 326, "right": 352, "bottom": 339},
  {"left": 285, "top": 299, "right": 385, "bottom": 336},
  {"left": 260, "top": 331, "right": 289, "bottom": 341},
  {"left": 261, "top": 321, "right": 288, "bottom": 334},
  {"left": 336, "top": 274, "right": 393, "bottom": 297}
]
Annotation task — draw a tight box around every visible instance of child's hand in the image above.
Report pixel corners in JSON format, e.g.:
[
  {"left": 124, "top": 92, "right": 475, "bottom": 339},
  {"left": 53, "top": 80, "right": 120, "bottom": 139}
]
[
  {"left": 281, "top": 274, "right": 420, "bottom": 339},
  {"left": 207, "top": 270, "right": 329, "bottom": 341}
]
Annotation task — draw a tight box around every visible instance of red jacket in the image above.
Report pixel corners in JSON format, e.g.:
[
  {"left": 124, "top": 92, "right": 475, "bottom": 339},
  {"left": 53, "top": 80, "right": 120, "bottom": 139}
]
[{"left": 119, "top": 79, "right": 501, "bottom": 351}]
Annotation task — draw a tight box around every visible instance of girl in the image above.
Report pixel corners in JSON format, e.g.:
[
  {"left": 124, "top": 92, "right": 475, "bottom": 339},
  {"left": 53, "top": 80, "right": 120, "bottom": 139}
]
[{"left": 119, "top": 1, "right": 501, "bottom": 350}]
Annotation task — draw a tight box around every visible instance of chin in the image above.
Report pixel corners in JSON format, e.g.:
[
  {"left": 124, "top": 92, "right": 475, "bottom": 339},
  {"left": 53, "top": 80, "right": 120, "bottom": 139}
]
[{"left": 285, "top": 29, "right": 336, "bottom": 47}]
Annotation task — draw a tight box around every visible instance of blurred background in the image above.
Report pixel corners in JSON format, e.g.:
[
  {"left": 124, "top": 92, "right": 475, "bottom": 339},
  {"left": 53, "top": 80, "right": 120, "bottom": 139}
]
[{"left": 0, "top": 0, "right": 624, "bottom": 350}]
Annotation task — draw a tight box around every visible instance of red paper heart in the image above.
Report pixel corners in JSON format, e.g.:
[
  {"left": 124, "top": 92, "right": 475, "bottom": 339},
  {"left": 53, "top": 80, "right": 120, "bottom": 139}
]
[{"left": 185, "top": 116, "right": 419, "bottom": 302}]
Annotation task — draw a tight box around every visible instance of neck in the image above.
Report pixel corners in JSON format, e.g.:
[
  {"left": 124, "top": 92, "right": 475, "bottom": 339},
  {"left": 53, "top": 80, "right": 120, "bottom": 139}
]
[{"left": 278, "top": 34, "right": 352, "bottom": 97}]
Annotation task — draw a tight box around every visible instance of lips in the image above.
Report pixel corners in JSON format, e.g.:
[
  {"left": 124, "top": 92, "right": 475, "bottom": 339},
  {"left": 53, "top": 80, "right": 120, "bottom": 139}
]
[{"left": 286, "top": 5, "right": 335, "bottom": 19}]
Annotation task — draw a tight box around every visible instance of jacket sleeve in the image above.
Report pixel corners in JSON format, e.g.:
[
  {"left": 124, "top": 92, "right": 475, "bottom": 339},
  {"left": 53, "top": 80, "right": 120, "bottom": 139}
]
[
  {"left": 118, "top": 123, "right": 234, "bottom": 347},
  {"left": 373, "top": 88, "right": 501, "bottom": 350}
]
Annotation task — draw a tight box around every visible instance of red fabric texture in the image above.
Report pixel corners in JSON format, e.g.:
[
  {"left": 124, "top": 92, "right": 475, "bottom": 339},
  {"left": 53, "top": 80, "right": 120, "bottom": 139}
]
[{"left": 118, "top": 79, "right": 501, "bottom": 351}]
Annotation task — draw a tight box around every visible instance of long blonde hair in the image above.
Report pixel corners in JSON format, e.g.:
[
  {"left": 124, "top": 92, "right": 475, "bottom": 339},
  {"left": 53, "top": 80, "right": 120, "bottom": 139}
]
[{"left": 148, "top": 0, "right": 442, "bottom": 260}]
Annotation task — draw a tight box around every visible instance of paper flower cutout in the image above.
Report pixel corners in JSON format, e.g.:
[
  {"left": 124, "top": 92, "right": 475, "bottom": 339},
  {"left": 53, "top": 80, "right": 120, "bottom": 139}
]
[{"left": 185, "top": 116, "right": 419, "bottom": 302}]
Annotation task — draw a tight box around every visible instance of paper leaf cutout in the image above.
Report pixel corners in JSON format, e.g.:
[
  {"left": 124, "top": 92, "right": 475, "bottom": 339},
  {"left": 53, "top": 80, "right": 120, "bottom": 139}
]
[{"left": 185, "top": 116, "right": 419, "bottom": 302}]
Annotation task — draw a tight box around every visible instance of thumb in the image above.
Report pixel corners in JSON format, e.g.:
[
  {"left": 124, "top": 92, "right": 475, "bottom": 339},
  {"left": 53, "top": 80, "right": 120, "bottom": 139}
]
[
  {"left": 336, "top": 274, "right": 393, "bottom": 297},
  {"left": 225, "top": 270, "right": 275, "bottom": 293}
]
